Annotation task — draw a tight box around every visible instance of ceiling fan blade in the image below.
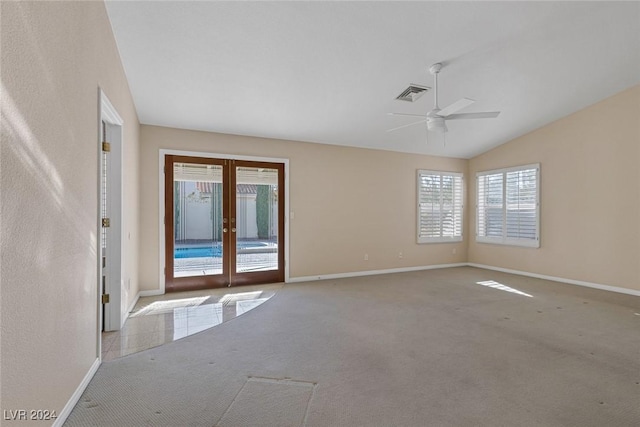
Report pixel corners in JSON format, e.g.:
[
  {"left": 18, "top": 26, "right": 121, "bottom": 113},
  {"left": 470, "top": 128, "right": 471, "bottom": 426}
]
[
  {"left": 445, "top": 111, "right": 500, "bottom": 120},
  {"left": 388, "top": 112, "right": 428, "bottom": 118},
  {"left": 386, "top": 119, "right": 426, "bottom": 132},
  {"left": 438, "top": 97, "right": 475, "bottom": 117}
]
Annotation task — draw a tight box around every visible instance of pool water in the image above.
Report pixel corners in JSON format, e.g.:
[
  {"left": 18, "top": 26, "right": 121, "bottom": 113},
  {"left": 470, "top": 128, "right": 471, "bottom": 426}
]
[
  {"left": 175, "top": 242, "right": 267, "bottom": 259},
  {"left": 175, "top": 246, "right": 222, "bottom": 259}
]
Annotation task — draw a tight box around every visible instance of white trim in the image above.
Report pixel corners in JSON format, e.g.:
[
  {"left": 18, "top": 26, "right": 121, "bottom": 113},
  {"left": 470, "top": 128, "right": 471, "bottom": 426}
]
[
  {"left": 160, "top": 148, "right": 289, "bottom": 164},
  {"left": 284, "top": 161, "right": 290, "bottom": 283},
  {"left": 475, "top": 163, "right": 540, "bottom": 177},
  {"left": 475, "top": 236, "right": 540, "bottom": 248},
  {"left": 99, "top": 89, "right": 125, "bottom": 336},
  {"left": 139, "top": 289, "right": 165, "bottom": 297},
  {"left": 287, "top": 263, "right": 467, "bottom": 283},
  {"left": 290, "top": 262, "right": 640, "bottom": 297},
  {"left": 467, "top": 263, "right": 640, "bottom": 297},
  {"left": 100, "top": 90, "right": 123, "bottom": 125},
  {"left": 156, "top": 150, "right": 164, "bottom": 295},
  {"left": 126, "top": 292, "right": 140, "bottom": 315},
  {"left": 419, "top": 236, "right": 464, "bottom": 244},
  {"left": 158, "top": 149, "right": 290, "bottom": 291},
  {"left": 158, "top": 152, "right": 166, "bottom": 294},
  {"left": 53, "top": 358, "right": 101, "bottom": 427},
  {"left": 123, "top": 290, "right": 161, "bottom": 317}
]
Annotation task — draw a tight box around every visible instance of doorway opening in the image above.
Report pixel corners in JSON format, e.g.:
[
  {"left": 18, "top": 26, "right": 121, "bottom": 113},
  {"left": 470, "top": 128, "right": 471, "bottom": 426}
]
[
  {"left": 164, "top": 155, "right": 286, "bottom": 292},
  {"left": 98, "top": 90, "right": 124, "bottom": 346}
]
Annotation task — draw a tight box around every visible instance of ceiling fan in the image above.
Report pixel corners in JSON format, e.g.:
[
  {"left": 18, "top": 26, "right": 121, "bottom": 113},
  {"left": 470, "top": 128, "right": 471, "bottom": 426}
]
[{"left": 388, "top": 63, "right": 500, "bottom": 135}]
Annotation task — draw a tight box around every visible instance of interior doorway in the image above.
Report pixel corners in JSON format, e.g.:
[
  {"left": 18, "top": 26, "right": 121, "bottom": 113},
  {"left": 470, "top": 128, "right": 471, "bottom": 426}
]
[
  {"left": 164, "top": 155, "right": 285, "bottom": 291},
  {"left": 99, "top": 90, "right": 124, "bottom": 336}
]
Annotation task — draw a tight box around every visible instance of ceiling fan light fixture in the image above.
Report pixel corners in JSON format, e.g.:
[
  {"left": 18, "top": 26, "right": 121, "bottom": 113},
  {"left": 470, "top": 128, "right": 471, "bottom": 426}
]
[
  {"left": 388, "top": 62, "right": 500, "bottom": 138},
  {"left": 427, "top": 116, "right": 447, "bottom": 132}
]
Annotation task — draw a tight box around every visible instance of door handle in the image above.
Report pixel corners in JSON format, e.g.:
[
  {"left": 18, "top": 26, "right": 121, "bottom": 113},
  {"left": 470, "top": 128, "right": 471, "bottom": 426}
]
[
  {"left": 223, "top": 228, "right": 228, "bottom": 233},
  {"left": 231, "top": 228, "right": 236, "bottom": 233}
]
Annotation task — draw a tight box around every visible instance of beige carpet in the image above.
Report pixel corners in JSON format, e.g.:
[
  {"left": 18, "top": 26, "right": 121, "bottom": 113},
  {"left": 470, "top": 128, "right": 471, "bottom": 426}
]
[{"left": 65, "top": 267, "right": 640, "bottom": 426}]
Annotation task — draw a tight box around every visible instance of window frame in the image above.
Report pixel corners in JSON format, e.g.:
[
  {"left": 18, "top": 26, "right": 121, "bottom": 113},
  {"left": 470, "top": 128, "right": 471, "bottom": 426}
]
[
  {"left": 476, "top": 163, "right": 540, "bottom": 248},
  {"left": 417, "top": 169, "right": 464, "bottom": 244}
]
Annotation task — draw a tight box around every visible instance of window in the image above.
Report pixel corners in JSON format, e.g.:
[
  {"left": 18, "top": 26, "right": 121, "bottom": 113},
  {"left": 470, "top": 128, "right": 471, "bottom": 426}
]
[
  {"left": 476, "top": 164, "right": 540, "bottom": 247},
  {"left": 417, "top": 170, "right": 463, "bottom": 243}
]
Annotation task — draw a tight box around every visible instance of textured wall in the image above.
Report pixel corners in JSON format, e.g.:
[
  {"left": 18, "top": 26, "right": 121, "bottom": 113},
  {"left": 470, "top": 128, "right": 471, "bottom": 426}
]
[
  {"left": 139, "top": 125, "right": 468, "bottom": 290},
  {"left": 1, "top": 2, "right": 637, "bottom": 422},
  {"left": 469, "top": 85, "right": 640, "bottom": 291},
  {"left": 0, "top": 1, "right": 139, "bottom": 423}
]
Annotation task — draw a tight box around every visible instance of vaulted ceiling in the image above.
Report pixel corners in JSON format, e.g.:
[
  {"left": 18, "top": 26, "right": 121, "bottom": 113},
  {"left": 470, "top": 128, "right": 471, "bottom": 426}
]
[{"left": 105, "top": 1, "right": 640, "bottom": 158}]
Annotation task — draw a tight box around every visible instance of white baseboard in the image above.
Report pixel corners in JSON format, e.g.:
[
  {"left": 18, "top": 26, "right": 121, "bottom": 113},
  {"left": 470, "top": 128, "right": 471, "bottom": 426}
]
[
  {"left": 132, "top": 263, "right": 639, "bottom": 297},
  {"left": 139, "top": 289, "right": 164, "bottom": 297},
  {"left": 287, "top": 263, "right": 467, "bottom": 283},
  {"left": 126, "top": 292, "right": 140, "bottom": 315},
  {"left": 288, "top": 262, "right": 640, "bottom": 297},
  {"left": 53, "top": 357, "right": 101, "bottom": 427},
  {"left": 467, "top": 263, "right": 640, "bottom": 297}
]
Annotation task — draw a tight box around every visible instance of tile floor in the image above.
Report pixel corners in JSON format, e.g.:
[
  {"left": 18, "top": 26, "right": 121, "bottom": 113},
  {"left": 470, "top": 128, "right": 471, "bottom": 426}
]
[{"left": 101, "top": 283, "right": 283, "bottom": 361}]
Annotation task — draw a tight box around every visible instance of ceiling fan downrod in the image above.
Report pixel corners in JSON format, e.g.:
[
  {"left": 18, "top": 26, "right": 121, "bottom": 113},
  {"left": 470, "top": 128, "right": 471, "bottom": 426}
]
[
  {"left": 427, "top": 63, "right": 446, "bottom": 131},
  {"left": 429, "top": 63, "right": 442, "bottom": 112}
]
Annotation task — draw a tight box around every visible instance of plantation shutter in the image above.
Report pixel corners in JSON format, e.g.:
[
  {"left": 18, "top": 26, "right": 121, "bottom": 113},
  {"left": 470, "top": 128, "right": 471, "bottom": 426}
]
[
  {"left": 477, "top": 173, "right": 503, "bottom": 238},
  {"left": 476, "top": 164, "right": 539, "bottom": 247},
  {"left": 506, "top": 168, "right": 538, "bottom": 240},
  {"left": 418, "top": 170, "right": 463, "bottom": 243}
]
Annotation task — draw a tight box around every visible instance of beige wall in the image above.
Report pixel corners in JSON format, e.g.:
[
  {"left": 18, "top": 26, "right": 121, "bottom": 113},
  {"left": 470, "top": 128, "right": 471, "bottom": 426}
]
[
  {"left": 469, "top": 85, "right": 640, "bottom": 291},
  {"left": 1, "top": 2, "right": 636, "bottom": 420},
  {"left": 140, "top": 125, "right": 468, "bottom": 291},
  {"left": 1, "top": 1, "right": 139, "bottom": 423}
]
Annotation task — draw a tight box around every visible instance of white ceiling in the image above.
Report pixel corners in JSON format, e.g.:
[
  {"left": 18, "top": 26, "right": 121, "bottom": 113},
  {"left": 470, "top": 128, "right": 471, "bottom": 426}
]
[{"left": 105, "top": 1, "right": 640, "bottom": 159}]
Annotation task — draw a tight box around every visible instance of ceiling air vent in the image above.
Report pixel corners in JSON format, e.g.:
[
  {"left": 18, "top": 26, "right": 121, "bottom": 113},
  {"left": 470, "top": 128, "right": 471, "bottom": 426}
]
[{"left": 395, "top": 84, "right": 430, "bottom": 102}]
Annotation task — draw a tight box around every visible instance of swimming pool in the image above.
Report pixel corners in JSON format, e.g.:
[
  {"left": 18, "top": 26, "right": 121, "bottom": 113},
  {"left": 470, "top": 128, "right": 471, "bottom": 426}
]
[
  {"left": 175, "top": 242, "right": 268, "bottom": 259},
  {"left": 175, "top": 246, "right": 222, "bottom": 259}
]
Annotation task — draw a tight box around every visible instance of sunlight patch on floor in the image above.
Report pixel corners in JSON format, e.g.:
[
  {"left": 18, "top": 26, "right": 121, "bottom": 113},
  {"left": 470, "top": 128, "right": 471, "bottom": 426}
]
[
  {"left": 130, "top": 296, "right": 210, "bottom": 317},
  {"left": 219, "top": 291, "right": 263, "bottom": 305},
  {"left": 101, "top": 283, "right": 282, "bottom": 361},
  {"left": 476, "top": 280, "right": 533, "bottom": 297}
]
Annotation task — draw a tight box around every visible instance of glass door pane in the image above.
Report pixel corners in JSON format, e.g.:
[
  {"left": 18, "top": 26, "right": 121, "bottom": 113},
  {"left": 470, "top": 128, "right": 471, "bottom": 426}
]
[
  {"left": 173, "top": 162, "right": 224, "bottom": 278},
  {"left": 166, "top": 156, "right": 283, "bottom": 291},
  {"left": 235, "top": 166, "right": 279, "bottom": 273}
]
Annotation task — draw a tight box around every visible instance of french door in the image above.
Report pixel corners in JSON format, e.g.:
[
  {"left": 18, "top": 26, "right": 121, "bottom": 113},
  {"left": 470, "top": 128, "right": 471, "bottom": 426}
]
[{"left": 165, "top": 155, "right": 284, "bottom": 292}]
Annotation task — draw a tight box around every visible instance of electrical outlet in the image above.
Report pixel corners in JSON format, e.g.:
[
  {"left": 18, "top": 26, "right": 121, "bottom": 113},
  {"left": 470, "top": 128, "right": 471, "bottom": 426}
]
[
  {"left": 452, "top": 248, "right": 457, "bottom": 255},
  {"left": 398, "top": 252, "right": 403, "bottom": 258},
  {"left": 364, "top": 254, "right": 369, "bottom": 261}
]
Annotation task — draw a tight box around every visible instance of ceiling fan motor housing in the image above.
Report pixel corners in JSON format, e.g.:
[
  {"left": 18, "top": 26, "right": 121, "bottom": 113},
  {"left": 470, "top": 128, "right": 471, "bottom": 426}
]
[
  {"left": 427, "top": 116, "right": 447, "bottom": 132},
  {"left": 426, "top": 109, "right": 447, "bottom": 132}
]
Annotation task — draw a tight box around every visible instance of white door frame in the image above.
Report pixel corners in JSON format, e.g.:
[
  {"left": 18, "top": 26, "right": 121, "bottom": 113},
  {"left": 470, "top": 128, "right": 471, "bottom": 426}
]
[
  {"left": 99, "top": 89, "right": 124, "bottom": 339},
  {"left": 158, "top": 149, "right": 290, "bottom": 294}
]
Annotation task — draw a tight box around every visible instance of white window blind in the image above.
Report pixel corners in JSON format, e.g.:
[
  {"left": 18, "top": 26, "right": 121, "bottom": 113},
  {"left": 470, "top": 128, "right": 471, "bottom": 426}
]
[
  {"left": 417, "top": 170, "right": 463, "bottom": 243},
  {"left": 174, "top": 163, "right": 222, "bottom": 183},
  {"left": 476, "top": 164, "right": 540, "bottom": 247}
]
